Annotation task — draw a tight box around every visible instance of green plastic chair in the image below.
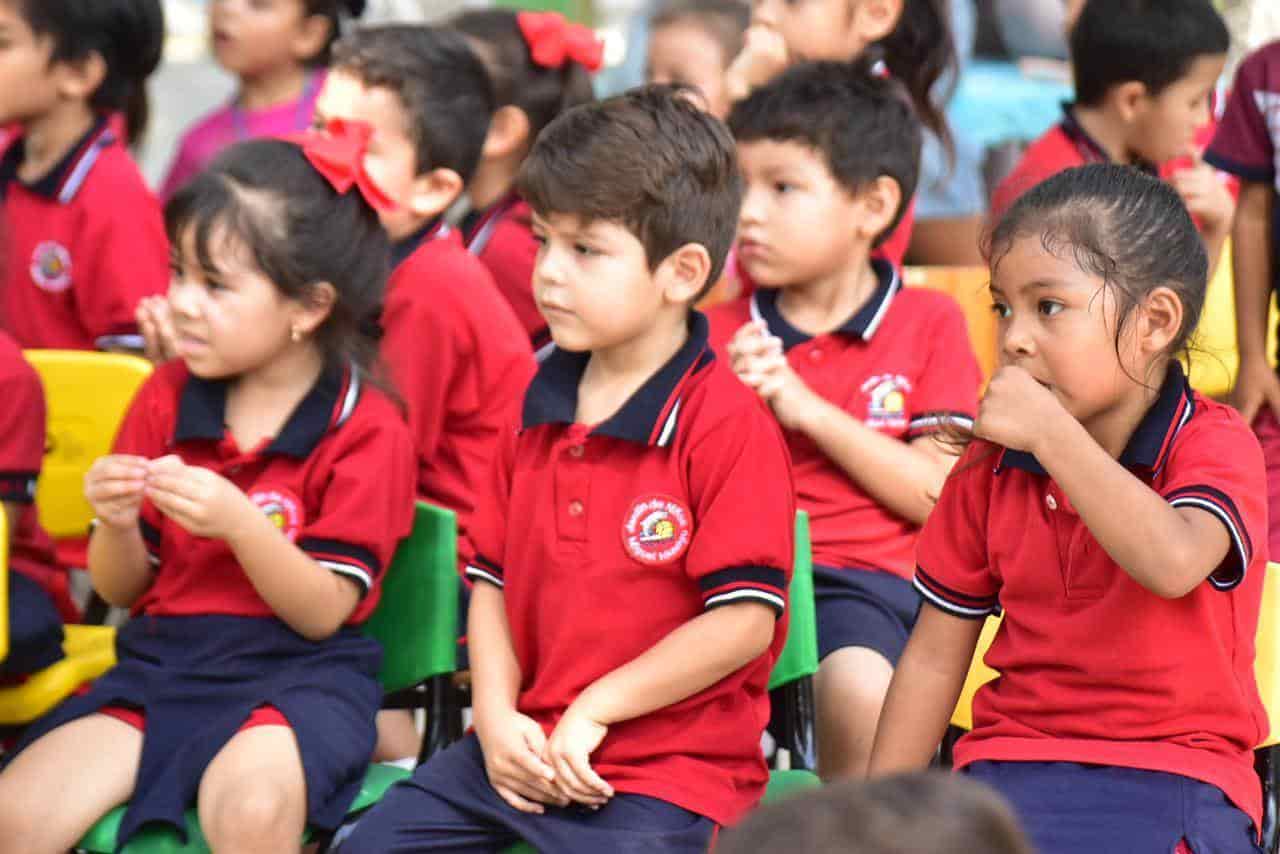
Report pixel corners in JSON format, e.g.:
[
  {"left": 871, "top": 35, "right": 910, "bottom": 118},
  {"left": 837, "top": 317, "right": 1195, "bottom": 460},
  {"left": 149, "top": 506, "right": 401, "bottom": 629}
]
[
  {"left": 492, "top": 0, "right": 592, "bottom": 24},
  {"left": 502, "top": 512, "right": 821, "bottom": 854},
  {"left": 76, "top": 502, "right": 460, "bottom": 853}
]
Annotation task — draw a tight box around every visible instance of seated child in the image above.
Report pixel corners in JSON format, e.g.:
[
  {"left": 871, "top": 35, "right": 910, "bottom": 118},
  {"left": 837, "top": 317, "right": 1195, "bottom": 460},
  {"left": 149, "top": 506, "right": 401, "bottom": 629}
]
[
  {"left": 646, "top": 0, "right": 750, "bottom": 121},
  {"left": 1203, "top": 39, "right": 1280, "bottom": 562},
  {"left": 717, "top": 772, "right": 1033, "bottom": 854},
  {"left": 0, "top": 135, "right": 416, "bottom": 853},
  {"left": 0, "top": 0, "right": 167, "bottom": 351},
  {"left": 316, "top": 24, "right": 535, "bottom": 563},
  {"left": 706, "top": 61, "right": 982, "bottom": 781},
  {"left": 339, "top": 86, "right": 796, "bottom": 853},
  {"left": 452, "top": 9, "right": 599, "bottom": 352},
  {"left": 871, "top": 164, "right": 1268, "bottom": 854},
  {"left": 159, "top": 0, "right": 364, "bottom": 200},
  {"left": 990, "top": 0, "right": 1234, "bottom": 274},
  {"left": 0, "top": 331, "right": 72, "bottom": 682}
]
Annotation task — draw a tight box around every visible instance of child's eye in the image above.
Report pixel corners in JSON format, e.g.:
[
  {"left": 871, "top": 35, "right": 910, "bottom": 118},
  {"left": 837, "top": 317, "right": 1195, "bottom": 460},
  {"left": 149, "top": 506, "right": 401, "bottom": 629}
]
[
  {"left": 991, "top": 301, "right": 1011, "bottom": 319},
  {"left": 531, "top": 232, "right": 547, "bottom": 246},
  {"left": 774, "top": 182, "right": 793, "bottom": 194},
  {"left": 574, "top": 243, "right": 599, "bottom": 257},
  {"left": 1037, "top": 300, "right": 1063, "bottom": 317}
]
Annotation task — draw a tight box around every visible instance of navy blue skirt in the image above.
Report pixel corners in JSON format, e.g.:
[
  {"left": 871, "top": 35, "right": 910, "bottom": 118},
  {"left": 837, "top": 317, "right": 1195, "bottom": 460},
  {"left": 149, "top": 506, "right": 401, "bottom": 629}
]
[
  {"left": 7, "top": 614, "right": 382, "bottom": 850},
  {"left": 2, "top": 571, "right": 65, "bottom": 677}
]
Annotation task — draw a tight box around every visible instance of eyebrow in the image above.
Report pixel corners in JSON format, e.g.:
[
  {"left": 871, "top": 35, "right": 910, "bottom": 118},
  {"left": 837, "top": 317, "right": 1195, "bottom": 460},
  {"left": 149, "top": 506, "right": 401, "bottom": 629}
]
[{"left": 990, "top": 279, "right": 1066, "bottom": 296}]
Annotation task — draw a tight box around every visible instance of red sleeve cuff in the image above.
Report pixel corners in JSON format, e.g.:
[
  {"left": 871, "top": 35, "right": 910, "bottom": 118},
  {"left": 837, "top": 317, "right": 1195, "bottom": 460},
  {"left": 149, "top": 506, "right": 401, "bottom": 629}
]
[
  {"left": 914, "top": 565, "right": 998, "bottom": 619},
  {"left": 698, "top": 566, "right": 788, "bottom": 617},
  {"left": 298, "top": 537, "right": 380, "bottom": 596},
  {"left": 1165, "top": 485, "right": 1252, "bottom": 591}
]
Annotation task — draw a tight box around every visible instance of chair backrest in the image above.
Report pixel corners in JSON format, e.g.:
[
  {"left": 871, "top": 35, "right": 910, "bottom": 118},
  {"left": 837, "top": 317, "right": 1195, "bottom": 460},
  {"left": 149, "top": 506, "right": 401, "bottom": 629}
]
[
  {"left": 769, "top": 511, "right": 818, "bottom": 691},
  {"left": 24, "top": 350, "right": 152, "bottom": 540},
  {"left": 493, "top": 0, "right": 590, "bottom": 22},
  {"left": 363, "top": 502, "right": 460, "bottom": 694},
  {"left": 902, "top": 266, "right": 998, "bottom": 381}
]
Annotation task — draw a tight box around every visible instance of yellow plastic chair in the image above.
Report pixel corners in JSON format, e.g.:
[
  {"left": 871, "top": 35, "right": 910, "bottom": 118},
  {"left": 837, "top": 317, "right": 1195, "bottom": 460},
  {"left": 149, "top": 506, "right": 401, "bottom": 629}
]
[
  {"left": 0, "top": 351, "right": 152, "bottom": 725},
  {"left": 903, "top": 266, "right": 999, "bottom": 382}
]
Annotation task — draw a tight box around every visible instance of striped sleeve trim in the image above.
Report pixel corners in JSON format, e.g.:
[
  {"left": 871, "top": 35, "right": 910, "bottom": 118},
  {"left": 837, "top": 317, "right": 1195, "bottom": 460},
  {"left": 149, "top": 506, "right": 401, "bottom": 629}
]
[
  {"left": 0, "top": 471, "right": 37, "bottom": 504},
  {"left": 907, "top": 411, "right": 975, "bottom": 441},
  {"left": 914, "top": 566, "right": 998, "bottom": 619},
  {"left": 139, "top": 517, "right": 162, "bottom": 567},
  {"left": 464, "top": 554, "right": 505, "bottom": 589},
  {"left": 298, "top": 537, "right": 380, "bottom": 596},
  {"left": 1166, "top": 485, "right": 1252, "bottom": 591},
  {"left": 698, "top": 566, "right": 788, "bottom": 617}
]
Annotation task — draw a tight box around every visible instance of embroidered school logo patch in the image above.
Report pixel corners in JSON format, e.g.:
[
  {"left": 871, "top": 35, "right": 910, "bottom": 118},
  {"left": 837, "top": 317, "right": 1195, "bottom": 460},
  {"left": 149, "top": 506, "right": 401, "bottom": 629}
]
[
  {"left": 30, "top": 241, "right": 72, "bottom": 293},
  {"left": 250, "top": 488, "right": 303, "bottom": 543},
  {"left": 863, "top": 374, "right": 912, "bottom": 430},
  {"left": 622, "top": 495, "right": 692, "bottom": 566}
]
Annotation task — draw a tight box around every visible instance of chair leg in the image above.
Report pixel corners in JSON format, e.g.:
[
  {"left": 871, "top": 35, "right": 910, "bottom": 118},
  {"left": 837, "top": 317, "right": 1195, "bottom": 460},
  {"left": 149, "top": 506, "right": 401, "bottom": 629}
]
[
  {"left": 82, "top": 591, "right": 111, "bottom": 626},
  {"left": 420, "top": 675, "right": 466, "bottom": 765},
  {"left": 1256, "top": 747, "right": 1280, "bottom": 853},
  {"left": 767, "top": 677, "right": 818, "bottom": 773}
]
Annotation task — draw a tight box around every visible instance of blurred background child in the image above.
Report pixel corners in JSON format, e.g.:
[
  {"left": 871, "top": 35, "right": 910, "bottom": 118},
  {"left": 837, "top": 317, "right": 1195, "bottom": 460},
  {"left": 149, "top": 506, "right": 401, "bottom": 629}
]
[{"left": 645, "top": 0, "right": 748, "bottom": 121}]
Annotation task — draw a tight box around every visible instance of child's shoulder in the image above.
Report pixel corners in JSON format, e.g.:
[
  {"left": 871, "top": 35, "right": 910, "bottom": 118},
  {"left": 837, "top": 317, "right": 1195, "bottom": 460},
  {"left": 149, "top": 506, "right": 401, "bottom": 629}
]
[
  {"left": 679, "top": 351, "right": 784, "bottom": 443},
  {"left": 393, "top": 228, "right": 499, "bottom": 297},
  {"left": 1170, "top": 392, "right": 1265, "bottom": 468},
  {"left": 1238, "top": 38, "right": 1280, "bottom": 80},
  {"left": 991, "top": 123, "right": 1080, "bottom": 219},
  {"left": 77, "top": 137, "right": 157, "bottom": 205},
  {"left": 702, "top": 298, "right": 754, "bottom": 351},
  {"left": 0, "top": 331, "right": 39, "bottom": 392}
]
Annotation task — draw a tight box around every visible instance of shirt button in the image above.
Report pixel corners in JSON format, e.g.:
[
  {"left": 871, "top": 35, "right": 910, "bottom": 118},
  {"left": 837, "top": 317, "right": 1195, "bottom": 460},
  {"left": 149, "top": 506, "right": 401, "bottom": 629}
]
[
  {"left": 809, "top": 348, "right": 823, "bottom": 362},
  {"left": 568, "top": 500, "right": 585, "bottom": 517},
  {"left": 1045, "top": 494, "right": 1058, "bottom": 511},
  {"left": 568, "top": 444, "right": 585, "bottom": 458}
]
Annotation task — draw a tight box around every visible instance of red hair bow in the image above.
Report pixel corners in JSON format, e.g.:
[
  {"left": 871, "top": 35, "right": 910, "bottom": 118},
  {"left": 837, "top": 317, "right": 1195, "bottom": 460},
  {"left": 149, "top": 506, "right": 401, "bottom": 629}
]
[
  {"left": 517, "top": 11, "right": 604, "bottom": 73},
  {"left": 289, "top": 118, "right": 397, "bottom": 212}
]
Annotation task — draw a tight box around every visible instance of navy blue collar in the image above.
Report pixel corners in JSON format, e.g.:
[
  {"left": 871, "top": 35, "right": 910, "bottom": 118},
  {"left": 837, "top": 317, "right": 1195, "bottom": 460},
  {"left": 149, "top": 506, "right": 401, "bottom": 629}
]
[
  {"left": 999, "top": 362, "right": 1195, "bottom": 476},
  {"left": 749, "top": 258, "right": 900, "bottom": 352},
  {"left": 174, "top": 363, "right": 361, "bottom": 458},
  {"left": 389, "top": 217, "right": 446, "bottom": 270},
  {"left": 522, "top": 312, "right": 716, "bottom": 447},
  {"left": 1059, "top": 102, "right": 1157, "bottom": 175},
  {"left": 0, "top": 116, "right": 112, "bottom": 202}
]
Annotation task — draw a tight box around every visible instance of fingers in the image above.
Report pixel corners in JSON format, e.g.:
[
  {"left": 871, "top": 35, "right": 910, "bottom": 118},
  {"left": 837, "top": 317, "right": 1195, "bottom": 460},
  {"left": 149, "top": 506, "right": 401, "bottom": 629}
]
[
  {"left": 146, "top": 482, "right": 201, "bottom": 524},
  {"left": 493, "top": 783, "right": 547, "bottom": 816},
  {"left": 557, "top": 750, "right": 613, "bottom": 802},
  {"left": 512, "top": 732, "right": 556, "bottom": 785}
]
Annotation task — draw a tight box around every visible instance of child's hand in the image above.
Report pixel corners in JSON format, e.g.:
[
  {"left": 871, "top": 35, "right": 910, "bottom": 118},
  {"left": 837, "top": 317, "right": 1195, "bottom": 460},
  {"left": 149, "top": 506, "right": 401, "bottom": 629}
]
[
  {"left": 1169, "top": 153, "right": 1234, "bottom": 237},
  {"left": 84, "top": 455, "right": 149, "bottom": 529},
  {"left": 543, "top": 704, "right": 613, "bottom": 807},
  {"left": 476, "top": 710, "right": 565, "bottom": 814},
  {"left": 973, "top": 365, "right": 1069, "bottom": 453},
  {"left": 728, "top": 322, "right": 819, "bottom": 431},
  {"left": 1232, "top": 353, "right": 1280, "bottom": 424},
  {"left": 144, "top": 455, "right": 253, "bottom": 540},
  {"left": 136, "top": 296, "right": 179, "bottom": 365},
  {"left": 725, "top": 24, "right": 789, "bottom": 101}
]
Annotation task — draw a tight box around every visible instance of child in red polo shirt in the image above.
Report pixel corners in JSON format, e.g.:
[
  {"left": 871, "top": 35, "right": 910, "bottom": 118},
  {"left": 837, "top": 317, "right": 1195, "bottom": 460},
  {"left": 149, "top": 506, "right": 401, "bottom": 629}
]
[
  {"left": 990, "top": 0, "right": 1233, "bottom": 276},
  {"left": 707, "top": 62, "right": 981, "bottom": 782},
  {"left": 0, "top": 331, "right": 72, "bottom": 682},
  {"left": 1203, "top": 40, "right": 1280, "bottom": 566},
  {"left": 0, "top": 136, "right": 416, "bottom": 853},
  {"left": 871, "top": 164, "right": 1269, "bottom": 854},
  {"left": 646, "top": 0, "right": 749, "bottom": 122},
  {"left": 341, "top": 87, "right": 795, "bottom": 853},
  {"left": 0, "top": 0, "right": 167, "bottom": 351},
  {"left": 451, "top": 9, "right": 599, "bottom": 352},
  {"left": 314, "top": 23, "right": 535, "bottom": 763}
]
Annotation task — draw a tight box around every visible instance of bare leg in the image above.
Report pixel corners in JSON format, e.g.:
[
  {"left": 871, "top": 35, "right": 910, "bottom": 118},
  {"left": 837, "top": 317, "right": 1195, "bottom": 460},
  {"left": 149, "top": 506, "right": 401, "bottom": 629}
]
[
  {"left": 198, "top": 725, "right": 308, "bottom": 854},
  {"left": 815, "top": 646, "right": 895, "bottom": 781},
  {"left": 373, "top": 709, "right": 420, "bottom": 763}
]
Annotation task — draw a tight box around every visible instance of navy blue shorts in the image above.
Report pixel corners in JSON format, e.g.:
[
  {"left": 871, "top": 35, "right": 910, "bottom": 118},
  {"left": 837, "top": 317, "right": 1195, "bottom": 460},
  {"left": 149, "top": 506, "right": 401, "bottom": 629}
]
[
  {"left": 966, "top": 761, "right": 1263, "bottom": 854},
  {"left": 7, "top": 614, "right": 383, "bottom": 849},
  {"left": 339, "top": 734, "right": 717, "bottom": 853},
  {"left": 813, "top": 565, "right": 921, "bottom": 664},
  {"left": 1, "top": 571, "right": 64, "bottom": 677}
]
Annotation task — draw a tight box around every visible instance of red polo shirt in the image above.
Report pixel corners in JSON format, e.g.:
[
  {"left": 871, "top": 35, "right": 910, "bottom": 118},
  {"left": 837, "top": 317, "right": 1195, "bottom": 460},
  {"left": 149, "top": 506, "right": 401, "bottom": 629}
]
[
  {"left": 461, "top": 192, "right": 549, "bottom": 351},
  {"left": 706, "top": 259, "right": 981, "bottom": 579},
  {"left": 0, "top": 116, "right": 167, "bottom": 350},
  {"left": 916, "top": 364, "right": 1268, "bottom": 826},
  {"left": 465, "top": 313, "right": 795, "bottom": 825},
  {"left": 0, "top": 332, "right": 70, "bottom": 619},
  {"left": 113, "top": 360, "right": 416, "bottom": 623},
  {"left": 381, "top": 222, "right": 536, "bottom": 566}
]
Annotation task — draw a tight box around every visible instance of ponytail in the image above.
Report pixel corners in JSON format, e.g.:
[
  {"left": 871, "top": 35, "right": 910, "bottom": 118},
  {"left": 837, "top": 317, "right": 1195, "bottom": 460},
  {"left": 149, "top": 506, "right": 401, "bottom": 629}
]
[{"left": 873, "top": 0, "right": 955, "bottom": 157}]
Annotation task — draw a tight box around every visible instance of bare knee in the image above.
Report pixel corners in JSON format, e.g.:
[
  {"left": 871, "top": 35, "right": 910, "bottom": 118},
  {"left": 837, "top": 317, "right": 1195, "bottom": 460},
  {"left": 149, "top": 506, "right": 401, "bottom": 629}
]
[
  {"left": 816, "top": 647, "right": 896, "bottom": 780},
  {"left": 373, "top": 709, "right": 420, "bottom": 763},
  {"left": 203, "top": 780, "right": 304, "bottom": 852}
]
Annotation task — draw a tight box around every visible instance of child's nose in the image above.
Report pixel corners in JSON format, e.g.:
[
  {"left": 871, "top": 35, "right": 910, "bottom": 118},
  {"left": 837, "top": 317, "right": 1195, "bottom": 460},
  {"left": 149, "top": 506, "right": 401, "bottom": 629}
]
[
  {"left": 1000, "top": 316, "right": 1035, "bottom": 361},
  {"left": 752, "top": 0, "right": 778, "bottom": 28}
]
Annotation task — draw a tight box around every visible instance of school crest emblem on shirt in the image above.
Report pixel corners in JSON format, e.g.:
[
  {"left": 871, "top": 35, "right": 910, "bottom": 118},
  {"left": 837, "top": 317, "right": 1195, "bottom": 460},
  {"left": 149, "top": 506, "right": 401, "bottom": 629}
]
[
  {"left": 622, "top": 495, "right": 692, "bottom": 566},
  {"left": 862, "top": 374, "right": 912, "bottom": 430},
  {"left": 29, "top": 241, "right": 72, "bottom": 293},
  {"left": 250, "top": 488, "right": 303, "bottom": 543}
]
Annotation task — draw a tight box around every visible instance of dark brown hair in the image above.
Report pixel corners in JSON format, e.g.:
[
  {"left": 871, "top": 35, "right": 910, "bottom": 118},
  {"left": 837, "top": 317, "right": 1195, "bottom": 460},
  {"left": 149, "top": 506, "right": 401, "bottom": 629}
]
[
  {"left": 518, "top": 85, "right": 743, "bottom": 295},
  {"left": 716, "top": 773, "right": 1033, "bottom": 854},
  {"left": 651, "top": 0, "right": 750, "bottom": 69}
]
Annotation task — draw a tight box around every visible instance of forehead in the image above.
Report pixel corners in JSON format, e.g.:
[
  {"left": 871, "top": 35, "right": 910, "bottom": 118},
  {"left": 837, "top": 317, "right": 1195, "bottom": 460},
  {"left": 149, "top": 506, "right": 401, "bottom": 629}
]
[
  {"left": 315, "top": 70, "right": 413, "bottom": 142},
  {"left": 1159, "top": 54, "right": 1227, "bottom": 98},
  {"left": 736, "top": 137, "right": 831, "bottom": 175},
  {"left": 990, "top": 234, "right": 1102, "bottom": 291}
]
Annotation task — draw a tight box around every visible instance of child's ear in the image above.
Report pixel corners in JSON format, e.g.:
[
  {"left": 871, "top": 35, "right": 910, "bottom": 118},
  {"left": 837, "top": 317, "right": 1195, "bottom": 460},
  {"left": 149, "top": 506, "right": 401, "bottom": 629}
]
[
  {"left": 1136, "top": 286, "right": 1184, "bottom": 357},
  {"left": 53, "top": 51, "right": 107, "bottom": 102},
  {"left": 1111, "top": 80, "right": 1150, "bottom": 124},
  {"left": 482, "top": 106, "right": 532, "bottom": 160},
  {"left": 853, "top": 175, "right": 903, "bottom": 244},
  {"left": 657, "top": 243, "right": 713, "bottom": 305},
  {"left": 407, "top": 168, "right": 465, "bottom": 220},
  {"left": 293, "top": 281, "right": 337, "bottom": 336},
  {"left": 851, "top": 0, "right": 904, "bottom": 46},
  {"left": 292, "top": 14, "right": 333, "bottom": 64}
]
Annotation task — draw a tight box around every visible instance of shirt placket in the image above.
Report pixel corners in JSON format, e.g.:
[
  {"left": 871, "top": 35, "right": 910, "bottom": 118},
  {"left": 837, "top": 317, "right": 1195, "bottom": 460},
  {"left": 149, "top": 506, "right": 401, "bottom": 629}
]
[{"left": 554, "top": 425, "right": 592, "bottom": 543}]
